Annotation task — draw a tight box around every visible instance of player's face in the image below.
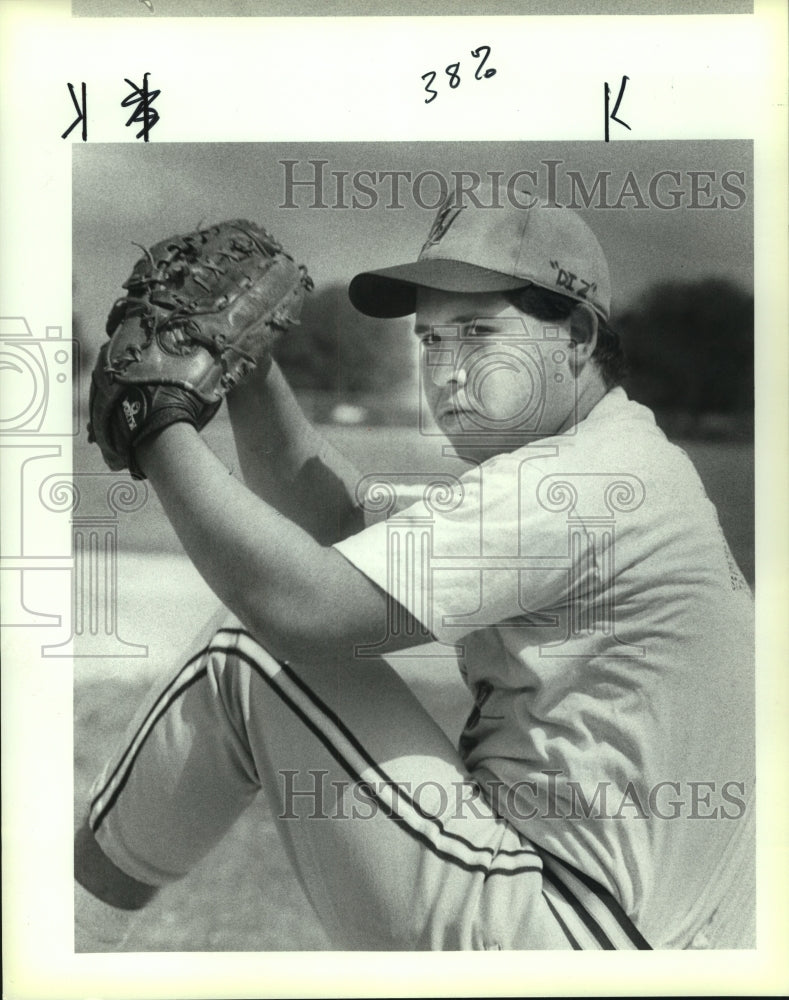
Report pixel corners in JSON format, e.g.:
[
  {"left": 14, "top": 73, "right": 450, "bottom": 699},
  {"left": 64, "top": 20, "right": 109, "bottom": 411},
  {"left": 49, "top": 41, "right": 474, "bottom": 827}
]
[{"left": 415, "top": 288, "right": 579, "bottom": 461}]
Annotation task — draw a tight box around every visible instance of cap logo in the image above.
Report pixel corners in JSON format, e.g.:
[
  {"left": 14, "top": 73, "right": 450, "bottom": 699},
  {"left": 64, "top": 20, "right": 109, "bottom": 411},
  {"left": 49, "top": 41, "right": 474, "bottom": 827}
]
[{"left": 420, "top": 201, "right": 464, "bottom": 255}]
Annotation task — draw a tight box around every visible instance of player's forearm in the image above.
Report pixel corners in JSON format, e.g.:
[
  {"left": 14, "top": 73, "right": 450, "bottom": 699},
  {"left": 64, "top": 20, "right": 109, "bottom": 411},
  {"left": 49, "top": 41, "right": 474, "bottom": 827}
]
[
  {"left": 227, "top": 362, "right": 364, "bottom": 543},
  {"left": 135, "top": 423, "right": 390, "bottom": 665}
]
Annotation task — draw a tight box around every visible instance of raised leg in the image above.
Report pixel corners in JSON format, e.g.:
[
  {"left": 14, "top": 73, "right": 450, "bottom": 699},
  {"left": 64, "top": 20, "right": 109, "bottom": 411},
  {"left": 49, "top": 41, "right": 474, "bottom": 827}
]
[{"left": 76, "top": 614, "right": 576, "bottom": 951}]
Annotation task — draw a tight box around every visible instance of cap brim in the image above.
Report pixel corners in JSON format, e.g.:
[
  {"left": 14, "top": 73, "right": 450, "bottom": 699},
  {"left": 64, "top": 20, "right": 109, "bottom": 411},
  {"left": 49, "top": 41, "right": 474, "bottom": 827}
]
[{"left": 348, "top": 259, "right": 531, "bottom": 318}]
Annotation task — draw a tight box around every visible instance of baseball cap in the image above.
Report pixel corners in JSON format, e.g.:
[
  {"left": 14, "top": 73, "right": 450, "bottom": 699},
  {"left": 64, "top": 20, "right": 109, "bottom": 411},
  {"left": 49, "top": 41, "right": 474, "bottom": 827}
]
[{"left": 348, "top": 189, "right": 612, "bottom": 322}]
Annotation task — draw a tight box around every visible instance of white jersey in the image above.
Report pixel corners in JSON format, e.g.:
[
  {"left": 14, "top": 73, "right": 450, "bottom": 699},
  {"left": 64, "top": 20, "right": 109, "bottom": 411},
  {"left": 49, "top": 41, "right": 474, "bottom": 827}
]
[{"left": 334, "top": 387, "right": 755, "bottom": 948}]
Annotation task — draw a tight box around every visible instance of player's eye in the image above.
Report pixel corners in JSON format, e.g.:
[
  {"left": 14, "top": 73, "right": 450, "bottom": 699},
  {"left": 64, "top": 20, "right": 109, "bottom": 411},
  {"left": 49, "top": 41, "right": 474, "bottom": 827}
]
[
  {"left": 421, "top": 332, "right": 440, "bottom": 345},
  {"left": 466, "top": 324, "right": 496, "bottom": 338}
]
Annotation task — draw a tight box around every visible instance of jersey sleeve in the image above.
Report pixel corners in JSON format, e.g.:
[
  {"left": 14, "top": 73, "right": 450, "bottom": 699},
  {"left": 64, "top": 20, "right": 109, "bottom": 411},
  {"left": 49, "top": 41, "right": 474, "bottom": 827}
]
[{"left": 334, "top": 448, "right": 595, "bottom": 644}]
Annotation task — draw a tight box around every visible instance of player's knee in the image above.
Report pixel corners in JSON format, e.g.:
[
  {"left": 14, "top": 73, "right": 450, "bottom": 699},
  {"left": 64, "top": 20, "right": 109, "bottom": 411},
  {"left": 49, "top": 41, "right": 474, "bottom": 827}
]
[{"left": 74, "top": 819, "right": 158, "bottom": 910}]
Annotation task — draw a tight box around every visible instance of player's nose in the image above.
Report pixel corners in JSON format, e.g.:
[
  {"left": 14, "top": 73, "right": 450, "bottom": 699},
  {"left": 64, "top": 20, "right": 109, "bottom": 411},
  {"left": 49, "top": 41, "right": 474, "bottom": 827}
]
[{"left": 429, "top": 363, "right": 468, "bottom": 388}]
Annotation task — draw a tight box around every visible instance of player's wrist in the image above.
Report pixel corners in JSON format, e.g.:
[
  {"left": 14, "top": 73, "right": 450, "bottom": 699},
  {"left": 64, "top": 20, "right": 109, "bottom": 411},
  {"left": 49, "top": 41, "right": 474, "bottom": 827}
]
[
  {"left": 89, "top": 377, "right": 219, "bottom": 480},
  {"left": 134, "top": 420, "right": 200, "bottom": 479}
]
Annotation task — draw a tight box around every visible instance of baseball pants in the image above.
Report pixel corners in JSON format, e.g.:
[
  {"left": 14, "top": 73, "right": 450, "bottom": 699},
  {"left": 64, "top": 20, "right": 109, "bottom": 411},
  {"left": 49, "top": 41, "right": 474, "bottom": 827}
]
[{"left": 86, "top": 610, "right": 650, "bottom": 951}]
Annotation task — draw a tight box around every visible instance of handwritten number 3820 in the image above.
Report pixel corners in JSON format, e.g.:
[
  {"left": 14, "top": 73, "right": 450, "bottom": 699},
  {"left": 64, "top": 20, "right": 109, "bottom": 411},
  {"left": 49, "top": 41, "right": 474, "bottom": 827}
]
[{"left": 422, "top": 46, "right": 496, "bottom": 104}]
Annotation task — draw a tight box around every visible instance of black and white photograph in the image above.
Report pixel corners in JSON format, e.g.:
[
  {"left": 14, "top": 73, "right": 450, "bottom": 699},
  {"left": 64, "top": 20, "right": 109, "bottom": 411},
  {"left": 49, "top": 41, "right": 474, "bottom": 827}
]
[
  {"left": 2, "top": 4, "right": 787, "bottom": 999},
  {"left": 70, "top": 140, "right": 758, "bottom": 955}
]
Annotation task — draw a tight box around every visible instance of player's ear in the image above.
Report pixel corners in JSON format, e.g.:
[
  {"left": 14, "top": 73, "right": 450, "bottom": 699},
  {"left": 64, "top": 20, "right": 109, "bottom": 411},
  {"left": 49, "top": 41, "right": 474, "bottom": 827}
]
[{"left": 568, "top": 303, "right": 598, "bottom": 375}]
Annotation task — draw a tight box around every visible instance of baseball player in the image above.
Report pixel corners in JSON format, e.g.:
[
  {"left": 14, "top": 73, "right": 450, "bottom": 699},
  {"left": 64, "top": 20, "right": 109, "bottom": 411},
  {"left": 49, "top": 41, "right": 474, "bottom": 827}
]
[{"left": 75, "top": 195, "right": 755, "bottom": 952}]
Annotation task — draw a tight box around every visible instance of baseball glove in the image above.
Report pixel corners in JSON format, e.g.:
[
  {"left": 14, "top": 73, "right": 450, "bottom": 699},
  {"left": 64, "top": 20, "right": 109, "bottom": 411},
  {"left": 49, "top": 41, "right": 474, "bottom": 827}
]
[{"left": 88, "top": 219, "right": 313, "bottom": 478}]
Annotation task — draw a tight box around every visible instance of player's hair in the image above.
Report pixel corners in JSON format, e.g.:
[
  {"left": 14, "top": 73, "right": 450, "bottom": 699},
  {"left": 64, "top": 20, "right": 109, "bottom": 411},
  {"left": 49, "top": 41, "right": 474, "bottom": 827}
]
[{"left": 506, "top": 285, "right": 627, "bottom": 388}]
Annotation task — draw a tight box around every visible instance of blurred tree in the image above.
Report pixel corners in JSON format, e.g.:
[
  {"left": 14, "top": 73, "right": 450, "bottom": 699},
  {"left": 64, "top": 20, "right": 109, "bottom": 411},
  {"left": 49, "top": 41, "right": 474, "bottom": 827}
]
[
  {"left": 618, "top": 278, "right": 753, "bottom": 415},
  {"left": 274, "top": 282, "right": 414, "bottom": 394},
  {"left": 72, "top": 278, "right": 99, "bottom": 378}
]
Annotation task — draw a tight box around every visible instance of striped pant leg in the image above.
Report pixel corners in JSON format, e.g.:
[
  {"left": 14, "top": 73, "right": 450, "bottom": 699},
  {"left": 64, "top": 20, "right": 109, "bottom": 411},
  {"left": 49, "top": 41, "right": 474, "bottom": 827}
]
[
  {"left": 86, "top": 617, "right": 644, "bottom": 950},
  {"left": 86, "top": 608, "right": 259, "bottom": 883}
]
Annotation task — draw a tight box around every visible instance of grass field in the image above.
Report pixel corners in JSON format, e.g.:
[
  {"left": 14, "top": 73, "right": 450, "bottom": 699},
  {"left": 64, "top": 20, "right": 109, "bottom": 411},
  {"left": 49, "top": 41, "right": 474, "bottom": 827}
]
[{"left": 73, "top": 416, "right": 754, "bottom": 951}]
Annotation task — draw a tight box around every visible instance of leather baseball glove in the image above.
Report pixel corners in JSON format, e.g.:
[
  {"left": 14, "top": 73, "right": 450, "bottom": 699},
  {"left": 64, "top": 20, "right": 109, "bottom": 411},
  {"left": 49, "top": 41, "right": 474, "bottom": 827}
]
[{"left": 88, "top": 219, "right": 313, "bottom": 478}]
